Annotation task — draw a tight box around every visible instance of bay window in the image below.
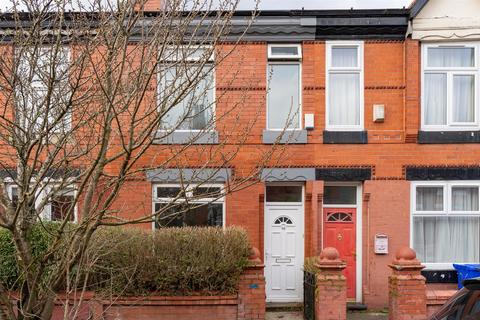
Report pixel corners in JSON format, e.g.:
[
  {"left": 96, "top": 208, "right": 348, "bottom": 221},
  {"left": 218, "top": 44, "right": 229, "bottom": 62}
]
[
  {"left": 266, "top": 44, "right": 301, "bottom": 130},
  {"left": 422, "top": 43, "right": 479, "bottom": 130},
  {"left": 326, "top": 42, "right": 364, "bottom": 130},
  {"left": 412, "top": 182, "right": 480, "bottom": 268},
  {"left": 158, "top": 46, "right": 215, "bottom": 131},
  {"left": 152, "top": 184, "right": 224, "bottom": 228}
]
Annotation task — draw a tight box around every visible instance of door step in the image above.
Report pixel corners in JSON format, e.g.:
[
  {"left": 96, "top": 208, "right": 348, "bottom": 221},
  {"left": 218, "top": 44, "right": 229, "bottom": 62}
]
[
  {"left": 347, "top": 302, "right": 368, "bottom": 311},
  {"left": 266, "top": 302, "right": 302, "bottom": 312}
]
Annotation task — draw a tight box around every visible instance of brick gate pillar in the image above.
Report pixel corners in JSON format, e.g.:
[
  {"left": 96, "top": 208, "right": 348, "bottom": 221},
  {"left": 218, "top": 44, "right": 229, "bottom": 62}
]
[
  {"left": 388, "top": 247, "right": 426, "bottom": 320},
  {"left": 238, "top": 247, "right": 266, "bottom": 320},
  {"left": 315, "top": 247, "right": 347, "bottom": 320}
]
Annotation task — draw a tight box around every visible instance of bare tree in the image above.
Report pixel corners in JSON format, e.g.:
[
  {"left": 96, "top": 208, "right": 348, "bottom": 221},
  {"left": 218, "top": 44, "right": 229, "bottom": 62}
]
[{"left": 0, "top": 0, "right": 303, "bottom": 318}]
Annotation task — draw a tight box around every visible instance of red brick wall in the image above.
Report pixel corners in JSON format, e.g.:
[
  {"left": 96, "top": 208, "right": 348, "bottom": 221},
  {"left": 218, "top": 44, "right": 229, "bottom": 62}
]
[
  {"left": 227, "top": 183, "right": 264, "bottom": 251},
  {"left": 363, "top": 180, "right": 411, "bottom": 309},
  {"left": 48, "top": 266, "right": 265, "bottom": 320},
  {"left": 316, "top": 269, "right": 347, "bottom": 320},
  {"left": 103, "top": 299, "right": 238, "bottom": 320},
  {"left": 51, "top": 296, "right": 239, "bottom": 320},
  {"left": 388, "top": 268, "right": 427, "bottom": 320},
  {"left": 138, "top": 0, "right": 163, "bottom": 11},
  {"left": 237, "top": 266, "right": 266, "bottom": 320}
]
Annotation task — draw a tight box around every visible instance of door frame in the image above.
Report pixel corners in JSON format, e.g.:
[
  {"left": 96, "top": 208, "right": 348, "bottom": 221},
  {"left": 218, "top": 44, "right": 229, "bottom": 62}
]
[
  {"left": 322, "top": 182, "right": 362, "bottom": 303},
  {"left": 264, "top": 182, "right": 305, "bottom": 303}
]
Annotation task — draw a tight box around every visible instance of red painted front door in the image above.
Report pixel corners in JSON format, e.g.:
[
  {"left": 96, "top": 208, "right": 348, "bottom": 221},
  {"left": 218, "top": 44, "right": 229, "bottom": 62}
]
[{"left": 323, "top": 208, "right": 356, "bottom": 299}]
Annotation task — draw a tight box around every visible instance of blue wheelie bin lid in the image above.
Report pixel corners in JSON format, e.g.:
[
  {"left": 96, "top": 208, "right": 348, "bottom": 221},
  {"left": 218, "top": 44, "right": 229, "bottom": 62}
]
[{"left": 454, "top": 264, "right": 480, "bottom": 289}]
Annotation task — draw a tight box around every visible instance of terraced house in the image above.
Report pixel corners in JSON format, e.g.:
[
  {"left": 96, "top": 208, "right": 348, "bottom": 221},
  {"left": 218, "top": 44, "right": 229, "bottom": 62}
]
[{"left": 2, "top": 0, "right": 480, "bottom": 312}]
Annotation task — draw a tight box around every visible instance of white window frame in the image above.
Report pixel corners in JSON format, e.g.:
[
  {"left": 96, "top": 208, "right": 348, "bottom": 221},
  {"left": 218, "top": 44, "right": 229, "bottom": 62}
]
[
  {"left": 325, "top": 41, "right": 364, "bottom": 131},
  {"left": 267, "top": 44, "right": 302, "bottom": 60},
  {"left": 266, "top": 44, "right": 302, "bottom": 130},
  {"left": 421, "top": 42, "right": 480, "bottom": 131},
  {"left": 410, "top": 181, "right": 480, "bottom": 269},
  {"left": 6, "top": 183, "right": 77, "bottom": 222},
  {"left": 151, "top": 183, "right": 226, "bottom": 230},
  {"left": 157, "top": 45, "right": 216, "bottom": 133},
  {"left": 17, "top": 46, "right": 72, "bottom": 133}
]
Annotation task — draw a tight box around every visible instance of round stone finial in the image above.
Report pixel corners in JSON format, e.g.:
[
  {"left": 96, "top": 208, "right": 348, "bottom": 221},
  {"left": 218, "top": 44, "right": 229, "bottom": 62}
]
[
  {"left": 316, "top": 247, "right": 346, "bottom": 271},
  {"left": 395, "top": 247, "right": 416, "bottom": 261},
  {"left": 391, "top": 247, "right": 423, "bottom": 268},
  {"left": 248, "top": 246, "right": 262, "bottom": 265},
  {"left": 249, "top": 246, "right": 260, "bottom": 260},
  {"left": 320, "top": 247, "right": 340, "bottom": 261}
]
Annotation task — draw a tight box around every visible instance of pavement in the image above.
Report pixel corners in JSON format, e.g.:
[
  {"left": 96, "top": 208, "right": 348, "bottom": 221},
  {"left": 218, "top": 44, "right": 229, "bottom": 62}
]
[{"left": 266, "top": 311, "right": 388, "bottom": 320}]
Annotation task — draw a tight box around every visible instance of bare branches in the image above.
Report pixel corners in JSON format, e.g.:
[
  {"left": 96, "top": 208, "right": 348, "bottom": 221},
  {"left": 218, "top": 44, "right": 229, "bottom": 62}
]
[{"left": 0, "top": 0, "right": 309, "bottom": 319}]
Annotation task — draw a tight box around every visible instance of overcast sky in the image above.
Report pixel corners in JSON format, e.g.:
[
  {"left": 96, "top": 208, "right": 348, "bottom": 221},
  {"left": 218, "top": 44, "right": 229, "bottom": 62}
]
[{"left": 0, "top": 0, "right": 415, "bottom": 12}]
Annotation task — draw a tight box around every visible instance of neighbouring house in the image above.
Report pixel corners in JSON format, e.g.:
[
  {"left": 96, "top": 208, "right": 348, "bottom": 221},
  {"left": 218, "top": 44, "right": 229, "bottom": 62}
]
[{"left": 4, "top": 0, "right": 480, "bottom": 311}]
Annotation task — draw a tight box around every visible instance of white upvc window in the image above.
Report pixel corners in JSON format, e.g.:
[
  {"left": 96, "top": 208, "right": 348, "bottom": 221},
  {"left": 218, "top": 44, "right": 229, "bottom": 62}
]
[
  {"left": 422, "top": 43, "right": 480, "bottom": 131},
  {"left": 411, "top": 181, "right": 480, "bottom": 269},
  {"left": 326, "top": 41, "right": 364, "bottom": 131},
  {"left": 266, "top": 44, "right": 302, "bottom": 130},
  {"left": 16, "top": 46, "right": 72, "bottom": 133},
  {"left": 7, "top": 184, "right": 77, "bottom": 222},
  {"left": 268, "top": 44, "right": 302, "bottom": 60},
  {"left": 158, "top": 46, "right": 215, "bottom": 132},
  {"left": 152, "top": 184, "right": 225, "bottom": 229}
]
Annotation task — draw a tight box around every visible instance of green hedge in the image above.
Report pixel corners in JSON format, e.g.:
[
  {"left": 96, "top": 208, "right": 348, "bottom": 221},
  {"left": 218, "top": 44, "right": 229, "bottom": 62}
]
[
  {"left": 0, "top": 222, "right": 64, "bottom": 288},
  {"left": 0, "top": 225, "right": 251, "bottom": 296}
]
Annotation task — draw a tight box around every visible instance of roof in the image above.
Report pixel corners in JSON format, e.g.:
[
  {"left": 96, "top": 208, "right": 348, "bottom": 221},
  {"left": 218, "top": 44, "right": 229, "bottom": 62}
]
[
  {"left": 0, "top": 8, "right": 410, "bottom": 41},
  {"left": 409, "top": 0, "right": 430, "bottom": 18},
  {"left": 219, "top": 9, "right": 409, "bottom": 41}
]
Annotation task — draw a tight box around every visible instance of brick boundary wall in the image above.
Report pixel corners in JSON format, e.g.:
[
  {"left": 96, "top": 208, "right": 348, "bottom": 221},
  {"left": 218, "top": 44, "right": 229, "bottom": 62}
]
[
  {"left": 83, "top": 296, "right": 240, "bottom": 320},
  {"left": 8, "top": 248, "right": 266, "bottom": 320},
  {"left": 426, "top": 289, "right": 456, "bottom": 317}
]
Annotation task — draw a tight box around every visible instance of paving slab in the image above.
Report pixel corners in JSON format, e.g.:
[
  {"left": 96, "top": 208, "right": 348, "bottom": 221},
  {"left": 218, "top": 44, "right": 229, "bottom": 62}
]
[
  {"left": 347, "top": 312, "right": 388, "bottom": 320},
  {"left": 266, "top": 311, "right": 303, "bottom": 320},
  {"left": 266, "top": 311, "right": 388, "bottom": 320}
]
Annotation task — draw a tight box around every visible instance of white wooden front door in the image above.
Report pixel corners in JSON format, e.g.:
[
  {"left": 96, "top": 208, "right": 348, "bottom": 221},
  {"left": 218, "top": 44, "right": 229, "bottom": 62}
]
[{"left": 265, "top": 186, "right": 304, "bottom": 302}]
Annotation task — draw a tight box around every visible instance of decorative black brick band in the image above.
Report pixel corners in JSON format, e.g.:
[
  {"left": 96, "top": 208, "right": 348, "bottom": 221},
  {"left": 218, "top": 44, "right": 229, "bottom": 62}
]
[
  {"left": 418, "top": 131, "right": 480, "bottom": 144},
  {"left": 323, "top": 131, "right": 368, "bottom": 144},
  {"left": 316, "top": 168, "right": 372, "bottom": 181},
  {"left": 406, "top": 166, "right": 480, "bottom": 181}
]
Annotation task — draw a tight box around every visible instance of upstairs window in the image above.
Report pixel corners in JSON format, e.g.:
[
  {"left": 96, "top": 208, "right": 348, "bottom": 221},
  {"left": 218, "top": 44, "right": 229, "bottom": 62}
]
[
  {"left": 422, "top": 43, "right": 479, "bottom": 130},
  {"left": 266, "top": 44, "right": 302, "bottom": 130},
  {"left": 159, "top": 46, "right": 215, "bottom": 131},
  {"left": 326, "top": 42, "right": 364, "bottom": 130},
  {"left": 412, "top": 182, "right": 480, "bottom": 268},
  {"left": 153, "top": 184, "right": 224, "bottom": 228},
  {"left": 16, "top": 47, "right": 72, "bottom": 134}
]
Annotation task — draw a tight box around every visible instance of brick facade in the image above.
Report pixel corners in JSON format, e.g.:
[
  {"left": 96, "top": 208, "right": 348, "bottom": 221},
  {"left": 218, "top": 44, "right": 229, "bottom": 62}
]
[
  {"left": 4, "top": 2, "right": 473, "bottom": 312},
  {"left": 108, "top": 37, "right": 470, "bottom": 309}
]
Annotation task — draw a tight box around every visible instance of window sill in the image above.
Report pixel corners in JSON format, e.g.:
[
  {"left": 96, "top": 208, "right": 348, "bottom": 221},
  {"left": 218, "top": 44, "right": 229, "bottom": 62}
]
[
  {"left": 262, "top": 129, "right": 307, "bottom": 144},
  {"left": 154, "top": 131, "right": 219, "bottom": 145},
  {"left": 418, "top": 130, "right": 480, "bottom": 144},
  {"left": 323, "top": 130, "right": 367, "bottom": 144}
]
